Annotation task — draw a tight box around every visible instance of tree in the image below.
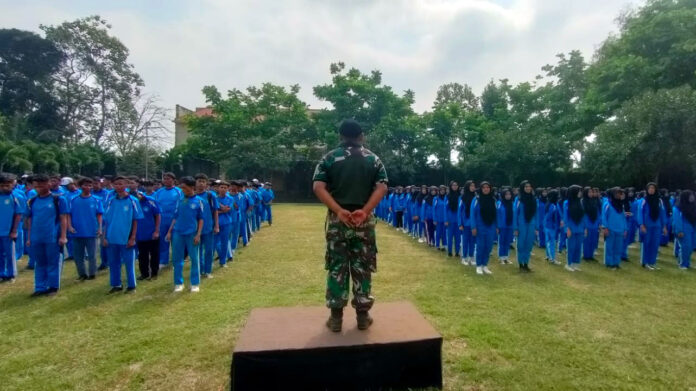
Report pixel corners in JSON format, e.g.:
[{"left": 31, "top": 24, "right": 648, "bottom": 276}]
[
  {"left": 41, "top": 16, "right": 143, "bottom": 146},
  {"left": 433, "top": 82, "right": 479, "bottom": 111},
  {"left": 582, "top": 86, "right": 696, "bottom": 187},
  {"left": 0, "top": 28, "right": 64, "bottom": 140}
]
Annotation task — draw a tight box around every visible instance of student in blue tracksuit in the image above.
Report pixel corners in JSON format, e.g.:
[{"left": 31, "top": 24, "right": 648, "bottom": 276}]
[
  {"left": 252, "top": 184, "right": 263, "bottom": 232},
  {"left": 582, "top": 187, "right": 601, "bottom": 261},
  {"left": 445, "top": 181, "right": 460, "bottom": 257},
  {"left": 620, "top": 188, "right": 635, "bottom": 261},
  {"left": 557, "top": 187, "right": 568, "bottom": 254},
  {"left": 194, "top": 174, "right": 219, "bottom": 278},
  {"left": 214, "top": 180, "right": 233, "bottom": 266},
  {"left": 515, "top": 180, "right": 537, "bottom": 271},
  {"left": 637, "top": 183, "right": 667, "bottom": 270},
  {"left": 660, "top": 188, "right": 672, "bottom": 246},
  {"left": 261, "top": 182, "right": 274, "bottom": 226},
  {"left": 563, "top": 185, "right": 586, "bottom": 272},
  {"left": 135, "top": 183, "right": 161, "bottom": 281},
  {"left": 536, "top": 188, "right": 547, "bottom": 248},
  {"left": 155, "top": 172, "right": 182, "bottom": 267},
  {"left": 497, "top": 188, "right": 515, "bottom": 265},
  {"left": 67, "top": 177, "right": 103, "bottom": 281},
  {"left": 103, "top": 176, "right": 143, "bottom": 294},
  {"left": 391, "top": 186, "right": 405, "bottom": 230},
  {"left": 421, "top": 186, "right": 437, "bottom": 246},
  {"left": 26, "top": 174, "right": 69, "bottom": 296},
  {"left": 543, "top": 190, "right": 561, "bottom": 264},
  {"left": 413, "top": 186, "right": 426, "bottom": 241},
  {"left": 471, "top": 182, "right": 497, "bottom": 275},
  {"left": 672, "top": 190, "right": 696, "bottom": 269},
  {"left": 11, "top": 176, "right": 26, "bottom": 264},
  {"left": 238, "top": 183, "right": 250, "bottom": 246},
  {"left": 227, "top": 181, "right": 243, "bottom": 261},
  {"left": 0, "top": 175, "right": 23, "bottom": 282},
  {"left": 244, "top": 183, "right": 255, "bottom": 239},
  {"left": 166, "top": 176, "right": 204, "bottom": 292},
  {"left": 459, "top": 180, "right": 476, "bottom": 266},
  {"left": 602, "top": 188, "right": 628, "bottom": 269},
  {"left": 433, "top": 185, "right": 448, "bottom": 251},
  {"left": 403, "top": 186, "right": 412, "bottom": 235}
]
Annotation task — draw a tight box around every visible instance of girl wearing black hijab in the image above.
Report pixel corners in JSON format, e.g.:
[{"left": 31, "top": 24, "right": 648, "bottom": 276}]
[
  {"left": 673, "top": 190, "right": 696, "bottom": 269},
  {"left": 543, "top": 189, "right": 561, "bottom": 265},
  {"left": 660, "top": 188, "right": 672, "bottom": 246},
  {"left": 414, "top": 185, "right": 428, "bottom": 243},
  {"left": 515, "top": 180, "right": 537, "bottom": 271},
  {"left": 421, "top": 186, "right": 438, "bottom": 247},
  {"left": 558, "top": 187, "right": 568, "bottom": 254},
  {"left": 637, "top": 183, "right": 667, "bottom": 270},
  {"left": 445, "top": 181, "right": 461, "bottom": 257},
  {"left": 471, "top": 182, "right": 497, "bottom": 275},
  {"left": 602, "top": 187, "right": 628, "bottom": 269},
  {"left": 459, "top": 180, "right": 477, "bottom": 266},
  {"left": 433, "top": 185, "right": 448, "bottom": 251},
  {"left": 582, "top": 187, "right": 601, "bottom": 261},
  {"left": 563, "top": 185, "right": 586, "bottom": 272},
  {"left": 496, "top": 188, "right": 515, "bottom": 265}
]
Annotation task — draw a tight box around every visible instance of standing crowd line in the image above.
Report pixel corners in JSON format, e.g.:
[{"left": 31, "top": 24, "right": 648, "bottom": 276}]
[
  {"left": 376, "top": 181, "right": 693, "bottom": 275},
  {"left": 0, "top": 172, "right": 274, "bottom": 296}
]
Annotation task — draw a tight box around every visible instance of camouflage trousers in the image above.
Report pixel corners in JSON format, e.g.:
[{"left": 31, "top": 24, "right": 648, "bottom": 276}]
[{"left": 325, "top": 210, "right": 377, "bottom": 311}]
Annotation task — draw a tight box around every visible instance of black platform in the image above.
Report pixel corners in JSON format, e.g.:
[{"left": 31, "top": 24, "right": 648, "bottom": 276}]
[{"left": 231, "top": 301, "right": 443, "bottom": 390}]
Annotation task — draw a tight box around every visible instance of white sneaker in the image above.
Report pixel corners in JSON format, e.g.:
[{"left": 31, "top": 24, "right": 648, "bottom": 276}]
[
  {"left": 483, "top": 266, "right": 493, "bottom": 275},
  {"left": 461, "top": 258, "right": 468, "bottom": 266},
  {"left": 190, "top": 285, "right": 200, "bottom": 292},
  {"left": 476, "top": 266, "right": 484, "bottom": 275},
  {"left": 551, "top": 260, "right": 560, "bottom": 265},
  {"left": 418, "top": 238, "right": 425, "bottom": 243},
  {"left": 204, "top": 273, "right": 214, "bottom": 279},
  {"left": 500, "top": 259, "right": 506, "bottom": 264},
  {"left": 565, "top": 265, "right": 575, "bottom": 272},
  {"left": 572, "top": 265, "right": 582, "bottom": 271},
  {"left": 221, "top": 263, "right": 228, "bottom": 268},
  {"left": 680, "top": 266, "right": 689, "bottom": 270},
  {"left": 159, "top": 264, "right": 167, "bottom": 270},
  {"left": 173, "top": 284, "right": 184, "bottom": 292}
]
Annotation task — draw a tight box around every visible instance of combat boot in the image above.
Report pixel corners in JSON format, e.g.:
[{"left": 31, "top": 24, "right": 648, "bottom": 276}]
[
  {"left": 326, "top": 308, "right": 343, "bottom": 332},
  {"left": 356, "top": 310, "right": 373, "bottom": 330}
]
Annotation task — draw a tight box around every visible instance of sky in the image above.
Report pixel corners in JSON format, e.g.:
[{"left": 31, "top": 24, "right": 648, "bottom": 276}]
[{"left": 0, "top": 0, "right": 641, "bottom": 146}]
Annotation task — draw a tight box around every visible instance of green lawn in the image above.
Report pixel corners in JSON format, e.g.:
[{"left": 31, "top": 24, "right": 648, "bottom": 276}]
[{"left": 1, "top": 203, "right": 695, "bottom": 390}]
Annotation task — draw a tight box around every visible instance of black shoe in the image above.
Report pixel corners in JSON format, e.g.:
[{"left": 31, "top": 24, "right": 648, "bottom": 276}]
[
  {"left": 447, "top": 253, "right": 453, "bottom": 257},
  {"left": 45, "top": 288, "right": 58, "bottom": 296},
  {"left": 137, "top": 276, "right": 148, "bottom": 281},
  {"left": 65, "top": 256, "right": 74, "bottom": 261},
  {"left": 77, "top": 275, "right": 88, "bottom": 281},
  {"left": 98, "top": 264, "right": 108, "bottom": 271},
  {"left": 108, "top": 286, "right": 123, "bottom": 294},
  {"left": 26, "top": 266, "right": 34, "bottom": 270},
  {"left": 87, "top": 275, "right": 96, "bottom": 280},
  {"left": 31, "top": 291, "right": 47, "bottom": 298},
  {"left": 125, "top": 287, "right": 136, "bottom": 294},
  {"left": 326, "top": 308, "right": 343, "bottom": 332},
  {"left": 357, "top": 311, "right": 374, "bottom": 330}
]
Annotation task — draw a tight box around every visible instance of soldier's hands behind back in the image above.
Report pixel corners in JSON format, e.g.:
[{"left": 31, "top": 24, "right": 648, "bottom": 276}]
[
  {"left": 337, "top": 209, "right": 355, "bottom": 227},
  {"left": 351, "top": 209, "right": 368, "bottom": 227}
]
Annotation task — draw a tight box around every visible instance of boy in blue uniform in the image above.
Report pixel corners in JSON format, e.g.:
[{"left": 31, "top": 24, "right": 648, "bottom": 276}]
[
  {"left": 26, "top": 174, "right": 69, "bottom": 296},
  {"left": 67, "top": 177, "right": 103, "bottom": 280},
  {"left": 261, "top": 182, "right": 274, "bottom": 226},
  {"left": 227, "top": 181, "right": 243, "bottom": 261},
  {"left": 0, "top": 175, "right": 23, "bottom": 283},
  {"left": 103, "top": 176, "right": 143, "bottom": 293},
  {"left": 135, "top": 180, "right": 161, "bottom": 280},
  {"left": 155, "top": 172, "right": 182, "bottom": 267},
  {"left": 167, "top": 177, "right": 204, "bottom": 292},
  {"left": 214, "top": 181, "right": 233, "bottom": 266},
  {"left": 194, "top": 174, "right": 219, "bottom": 278}
]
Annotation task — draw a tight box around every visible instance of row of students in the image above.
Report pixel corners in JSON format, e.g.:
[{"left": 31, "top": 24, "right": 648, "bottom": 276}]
[
  {"left": 376, "top": 180, "right": 694, "bottom": 275},
  {"left": 0, "top": 172, "right": 274, "bottom": 296}
]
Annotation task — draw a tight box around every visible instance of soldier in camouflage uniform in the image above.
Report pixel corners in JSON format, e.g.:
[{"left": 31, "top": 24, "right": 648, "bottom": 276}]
[{"left": 312, "top": 119, "right": 388, "bottom": 332}]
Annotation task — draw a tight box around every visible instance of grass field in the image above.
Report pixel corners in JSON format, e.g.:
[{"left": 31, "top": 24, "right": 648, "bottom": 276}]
[{"left": 1, "top": 203, "right": 696, "bottom": 390}]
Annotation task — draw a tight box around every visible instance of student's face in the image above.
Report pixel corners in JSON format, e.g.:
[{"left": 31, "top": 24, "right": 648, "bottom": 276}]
[
  {"left": 49, "top": 178, "right": 60, "bottom": 189},
  {"left": 195, "top": 179, "right": 208, "bottom": 192},
  {"left": 229, "top": 185, "right": 238, "bottom": 194},
  {"left": 34, "top": 181, "right": 50, "bottom": 195},
  {"left": 439, "top": 188, "right": 446, "bottom": 195},
  {"left": 524, "top": 184, "right": 532, "bottom": 194},
  {"left": 113, "top": 180, "right": 128, "bottom": 194},
  {"left": 0, "top": 183, "right": 12, "bottom": 194},
  {"left": 93, "top": 182, "right": 102, "bottom": 191},
  {"left": 577, "top": 190, "right": 583, "bottom": 198},
  {"left": 180, "top": 184, "right": 194, "bottom": 196},
  {"left": 103, "top": 180, "right": 112, "bottom": 188},
  {"left": 482, "top": 185, "right": 491, "bottom": 195},
  {"left": 421, "top": 187, "right": 427, "bottom": 194},
  {"left": 512, "top": 188, "right": 519, "bottom": 195},
  {"left": 145, "top": 185, "right": 155, "bottom": 193},
  {"left": 451, "top": 183, "right": 459, "bottom": 191},
  {"left": 163, "top": 176, "right": 175, "bottom": 188},
  {"left": 430, "top": 189, "right": 437, "bottom": 195},
  {"left": 647, "top": 186, "right": 656, "bottom": 195},
  {"left": 504, "top": 192, "right": 511, "bottom": 200},
  {"left": 469, "top": 183, "right": 475, "bottom": 192},
  {"left": 217, "top": 185, "right": 228, "bottom": 195},
  {"left": 690, "top": 194, "right": 696, "bottom": 203},
  {"left": 542, "top": 190, "right": 547, "bottom": 196},
  {"left": 80, "top": 182, "right": 92, "bottom": 193}
]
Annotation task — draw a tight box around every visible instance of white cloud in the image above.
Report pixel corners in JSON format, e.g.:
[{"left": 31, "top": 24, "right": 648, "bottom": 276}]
[{"left": 0, "top": 0, "right": 641, "bottom": 147}]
